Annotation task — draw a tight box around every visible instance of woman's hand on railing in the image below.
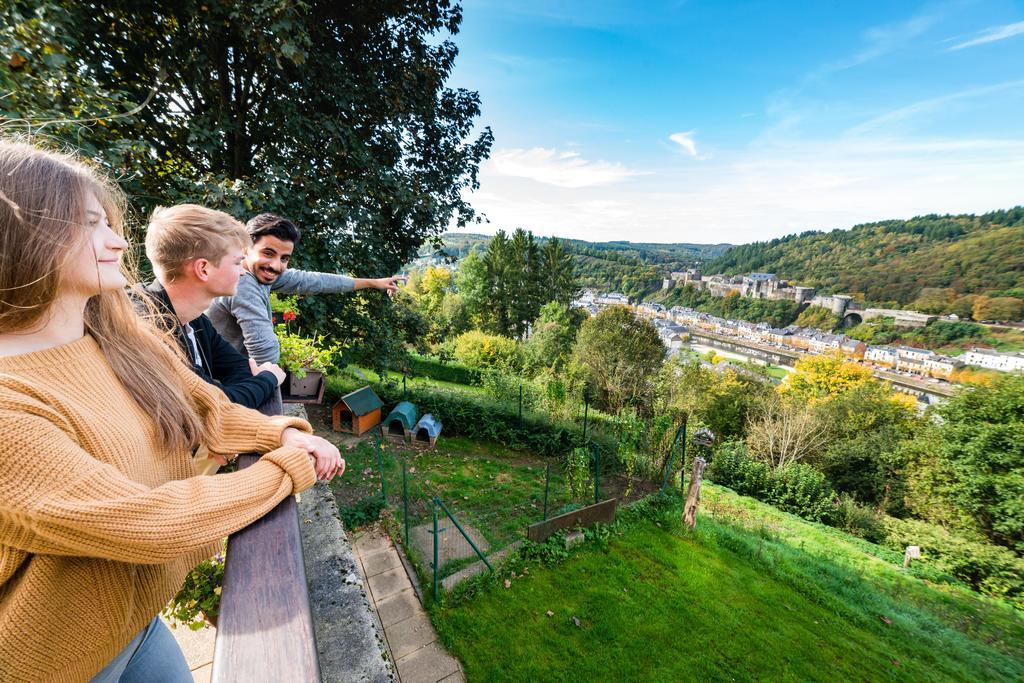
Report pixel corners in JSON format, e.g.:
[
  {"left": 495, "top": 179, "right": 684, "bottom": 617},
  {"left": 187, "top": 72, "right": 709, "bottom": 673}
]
[{"left": 281, "top": 427, "right": 345, "bottom": 481}]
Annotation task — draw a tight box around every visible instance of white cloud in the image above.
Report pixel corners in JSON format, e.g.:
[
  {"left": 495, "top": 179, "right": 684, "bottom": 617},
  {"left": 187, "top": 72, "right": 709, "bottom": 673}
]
[
  {"left": 844, "top": 79, "right": 1024, "bottom": 136},
  {"left": 949, "top": 21, "right": 1024, "bottom": 51},
  {"left": 807, "top": 11, "right": 939, "bottom": 82},
  {"left": 462, "top": 135, "right": 1024, "bottom": 244},
  {"left": 485, "top": 147, "right": 645, "bottom": 188},
  {"left": 669, "top": 131, "right": 699, "bottom": 157}
]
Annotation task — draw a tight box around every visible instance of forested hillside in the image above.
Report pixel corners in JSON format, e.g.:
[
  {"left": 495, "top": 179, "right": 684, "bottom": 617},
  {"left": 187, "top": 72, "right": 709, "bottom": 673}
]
[
  {"left": 431, "top": 233, "right": 731, "bottom": 298},
  {"left": 705, "top": 208, "right": 1024, "bottom": 306}
]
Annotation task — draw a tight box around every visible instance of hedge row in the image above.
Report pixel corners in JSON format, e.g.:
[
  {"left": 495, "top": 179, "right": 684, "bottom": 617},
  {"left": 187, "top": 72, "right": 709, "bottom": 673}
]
[
  {"left": 326, "top": 373, "right": 616, "bottom": 458},
  {"left": 404, "top": 354, "right": 482, "bottom": 386}
]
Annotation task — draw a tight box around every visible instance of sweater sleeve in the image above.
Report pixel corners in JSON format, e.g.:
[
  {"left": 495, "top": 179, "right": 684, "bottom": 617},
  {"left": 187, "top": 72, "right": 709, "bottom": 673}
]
[
  {"left": 0, "top": 408, "right": 316, "bottom": 563},
  {"left": 273, "top": 268, "right": 356, "bottom": 295},
  {"left": 231, "top": 275, "right": 280, "bottom": 364},
  {"left": 202, "top": 318, "right": 277, "bottom": 410},
  {"left": 172, "top": 361, "right": 310, "bottom": 456}
]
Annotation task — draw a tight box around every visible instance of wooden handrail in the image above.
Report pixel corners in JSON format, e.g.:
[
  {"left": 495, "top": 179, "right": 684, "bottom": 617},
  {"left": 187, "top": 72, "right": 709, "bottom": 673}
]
[{"left": 211, "top": 392, "right": 320, "bottom": 681}]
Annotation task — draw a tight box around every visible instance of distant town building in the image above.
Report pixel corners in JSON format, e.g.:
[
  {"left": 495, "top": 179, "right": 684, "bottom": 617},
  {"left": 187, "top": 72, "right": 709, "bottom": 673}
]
[{"left": 960, "top": 348, "right": 1024, "bottom": 372}]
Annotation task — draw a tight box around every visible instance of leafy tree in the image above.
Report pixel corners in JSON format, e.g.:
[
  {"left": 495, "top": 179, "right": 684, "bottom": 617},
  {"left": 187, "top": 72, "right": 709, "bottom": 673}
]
[
  {"left": 912, "top": 287, "right": 956, "bottom": 314},
  {"left": 779, "top": 353, "right": 875, "bottom": 402},
  {"left": 913, "top": 375, "right": 1024, "bottom": 553},
  {"left": 523, "top": 302, "right": 580, "bottom": 375},
  {"left": 794, "top": 305, "right": 839, "bottom": 330},
  {"left": 656, "top": 356, "right": 770, "bottom": 441},
  {"left": 455, "top": 246, "right": 489, "bottom": 329},
  {"left": 949, "top": 295, "right": 983, "bottom": 320},
  {"left": 973, "top": 296, "right": 1024, "bottom": 322},
  {"left": 1, "top": 0, "right": 492, "bottom": 369},
  {"left": 571, "top": 305, "right": 664, "bottom": 414},
  {"left": 815, "top": 382, "right": 919, "bottom": 512}
]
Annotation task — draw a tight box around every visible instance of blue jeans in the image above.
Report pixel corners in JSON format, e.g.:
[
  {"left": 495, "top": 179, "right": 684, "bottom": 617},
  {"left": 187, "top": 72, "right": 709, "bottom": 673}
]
[{"left": 91, "top": 617, "right": 192, "bottom": 682}]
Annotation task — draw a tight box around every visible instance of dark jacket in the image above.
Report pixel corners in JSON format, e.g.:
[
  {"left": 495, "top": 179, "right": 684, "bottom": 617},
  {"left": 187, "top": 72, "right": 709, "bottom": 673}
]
[{"left": 140, "top": 281, "right": 278, "bottom": 410}]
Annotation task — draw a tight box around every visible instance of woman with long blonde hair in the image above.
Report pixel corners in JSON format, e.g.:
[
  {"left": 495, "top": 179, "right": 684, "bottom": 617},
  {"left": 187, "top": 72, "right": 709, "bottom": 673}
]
[{"left": 0, "top": 140, "right": 344, "bottom": 681}]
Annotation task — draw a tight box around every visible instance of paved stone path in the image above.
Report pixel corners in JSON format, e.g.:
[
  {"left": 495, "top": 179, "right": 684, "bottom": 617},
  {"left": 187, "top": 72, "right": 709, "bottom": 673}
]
[{"left": 353, "top": 525, "right": 466, "bottom": 683}]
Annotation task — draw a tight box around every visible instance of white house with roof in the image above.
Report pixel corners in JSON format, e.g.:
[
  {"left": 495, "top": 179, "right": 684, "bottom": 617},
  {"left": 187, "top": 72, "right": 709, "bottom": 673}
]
[
  {"left": 961, "top": 348, "right": 1024, "bottom": 372},
  {"left": 865, "top": 346, "right": 898, "bottom": 367}
]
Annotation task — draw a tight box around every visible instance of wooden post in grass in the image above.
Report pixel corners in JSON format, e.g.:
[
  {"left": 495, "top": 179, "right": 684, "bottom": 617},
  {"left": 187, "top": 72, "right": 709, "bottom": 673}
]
[{"left": 683, "top": 456, "right": 707, "bottom": 529}]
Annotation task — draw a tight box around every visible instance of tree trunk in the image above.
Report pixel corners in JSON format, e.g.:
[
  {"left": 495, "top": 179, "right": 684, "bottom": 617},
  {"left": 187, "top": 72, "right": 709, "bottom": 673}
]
[{"left": 683, "top": 456, "right": 707, "bottom": 529}]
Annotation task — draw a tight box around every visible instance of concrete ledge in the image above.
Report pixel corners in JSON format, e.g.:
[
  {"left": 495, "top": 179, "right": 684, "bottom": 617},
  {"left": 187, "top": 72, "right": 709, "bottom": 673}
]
[
  {"left": 298, "top": 480, "right": 395, "bottom": 681},
  {"left": 290, "top": 398, "right": 393, "bottom": 683}
]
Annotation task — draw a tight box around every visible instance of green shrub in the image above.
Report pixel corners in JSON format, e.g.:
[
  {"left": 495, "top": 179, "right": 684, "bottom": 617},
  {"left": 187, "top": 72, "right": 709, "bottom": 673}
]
[
  {"left": 771, "top": 464, "right": 836, "bottom": 523},
  {"left": 882, "top": 517, "right": 1024, "bottom": 609},
  {"left": 707, "top": 441, "right": 836, "bottom": 522},
  {"left": 340, "top": 495, "right": 386, "bottom": 528},
  {"left": 452, "top": 330, "right": 522, "bottom": 372},
  {"left": 833, "top": 495, "right": 886, "bottom": 543}
]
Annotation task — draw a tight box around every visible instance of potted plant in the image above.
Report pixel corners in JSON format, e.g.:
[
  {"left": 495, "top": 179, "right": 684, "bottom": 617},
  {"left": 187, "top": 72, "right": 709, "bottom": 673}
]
[
  {"left": 271, "top": 296, "right": 340, "bottom": 398},
  {"left": 163, "top": 550, "right": 224, "bottom": 630},
  {"left": 277, "top": 326, "right": 338, "bottom": 396}
]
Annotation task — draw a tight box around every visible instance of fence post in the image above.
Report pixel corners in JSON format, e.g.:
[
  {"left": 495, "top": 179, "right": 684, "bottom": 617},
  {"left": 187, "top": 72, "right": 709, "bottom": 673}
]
[
  {"left": 543, "top": 463, "right": 551, "bottom": 521},
  {"left": 662, "top": 418, "right": 688, "bottom": 492},
  {"left": 582, "top": 399, "right": 589, "bottom": 443},
  {"left": 403, "top": 461, "right": 410, "bottom": 546},
  {"left": 432, "top": 504, "right": 439, "bottom": 602},
  {"left": 593, "top": 444, "right": 601, "bottom": 504},
  {"left": 434, "top": 496, "right": 492, "bottom": 572},
  {"left": 374, "top": 436, "right": 388, "bottom": 505}
]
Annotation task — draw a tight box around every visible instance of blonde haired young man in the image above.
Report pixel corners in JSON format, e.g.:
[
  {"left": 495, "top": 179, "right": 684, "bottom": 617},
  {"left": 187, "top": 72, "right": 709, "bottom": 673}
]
[{"left": 141, "top": 204, "right": 286, "bottom": 412}]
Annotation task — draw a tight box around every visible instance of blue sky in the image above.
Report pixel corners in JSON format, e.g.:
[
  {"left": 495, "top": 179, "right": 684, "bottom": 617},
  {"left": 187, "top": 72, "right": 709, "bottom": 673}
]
[{"left": 447, "top": 0, "right": 1024, "bottom": 244}]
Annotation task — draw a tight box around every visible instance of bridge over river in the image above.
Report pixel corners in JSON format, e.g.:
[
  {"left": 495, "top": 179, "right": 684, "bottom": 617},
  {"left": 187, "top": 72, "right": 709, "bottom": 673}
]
[{"left": 689, "top": 331, "right": 955, "bottom": 405}]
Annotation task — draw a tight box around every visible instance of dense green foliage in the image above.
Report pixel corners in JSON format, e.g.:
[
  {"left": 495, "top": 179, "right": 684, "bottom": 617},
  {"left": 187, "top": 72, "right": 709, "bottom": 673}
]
[
  {"left": 404, "top": 353, "right": 482, "bottom": 386},
  {"left": 450, "top": 330, "right": 522, "bottom": 372},
  {"left": 707, "top": 442, "right": 837, "bottom": 522},
  {"left": 571, "top": 306, "right": 665, "bottom": 413},
  {"left": 883, "top": 517, "right": 1024, "bottom": 607},
  {"left": 2, "top": 0, "right": 491, "bottom": 369},
  {"left": 705, "top": 208, "right": 1024, "bottom": 306},
  {"left": 794, "top": 304, "right": 839, "bottom": 330},
  {"left": 655, "top": 285, "right": 803, "bottom": 327},
  {"left": 909, "top": 375, "right": 1024, "bottom": 553},
  {"left": 450, "top": 229, "right": 578, "bottom": 339}
]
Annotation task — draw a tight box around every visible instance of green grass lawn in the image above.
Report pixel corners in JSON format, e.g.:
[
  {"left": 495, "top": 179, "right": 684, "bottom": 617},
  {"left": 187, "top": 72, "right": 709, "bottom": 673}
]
[{"left": 431, "top": 488, "right": 1024, "bottom": 682}]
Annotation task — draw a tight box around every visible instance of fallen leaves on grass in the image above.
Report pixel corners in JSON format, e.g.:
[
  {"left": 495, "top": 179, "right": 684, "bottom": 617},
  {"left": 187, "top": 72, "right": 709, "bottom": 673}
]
[
  {"left": 545, "top": 610, "right": 554, "bottom": 617},
  {"left": 504, "top": 579, "right": 511, "bottom": 589}
]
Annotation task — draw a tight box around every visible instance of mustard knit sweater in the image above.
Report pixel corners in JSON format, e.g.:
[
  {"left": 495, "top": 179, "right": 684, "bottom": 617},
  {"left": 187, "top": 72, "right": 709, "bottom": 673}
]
[{"left": 0, "top": 334, "right": 317, "bottom": 682}]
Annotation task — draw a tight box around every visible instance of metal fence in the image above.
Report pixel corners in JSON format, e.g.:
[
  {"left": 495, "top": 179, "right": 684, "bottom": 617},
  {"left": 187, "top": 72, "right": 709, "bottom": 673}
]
[{"left": 363, "top": 426, "right": 692, "bottom": 601}]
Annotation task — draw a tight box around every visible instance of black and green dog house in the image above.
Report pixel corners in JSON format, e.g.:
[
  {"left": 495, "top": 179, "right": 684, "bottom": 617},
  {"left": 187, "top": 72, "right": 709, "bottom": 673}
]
[{"left": 383, "top": 401, "right": 418, "bottom": 441}]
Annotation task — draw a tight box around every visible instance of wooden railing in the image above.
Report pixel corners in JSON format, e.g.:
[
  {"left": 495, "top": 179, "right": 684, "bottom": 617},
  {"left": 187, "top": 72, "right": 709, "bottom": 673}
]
[{"left": 211, "top": 393, "right": 320, "bottom": 681}]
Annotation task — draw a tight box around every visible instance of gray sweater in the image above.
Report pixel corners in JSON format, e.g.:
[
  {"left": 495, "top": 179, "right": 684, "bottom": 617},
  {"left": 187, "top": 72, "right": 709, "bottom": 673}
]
[{"left": 206, "top": 269, "right": 355, "bottom": 364}]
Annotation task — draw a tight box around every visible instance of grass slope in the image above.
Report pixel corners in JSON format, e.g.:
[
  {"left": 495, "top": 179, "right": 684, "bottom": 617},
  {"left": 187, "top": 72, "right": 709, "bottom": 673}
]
[{"left": 431, "top": 487, "right": 1024, "bottom": 682}]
